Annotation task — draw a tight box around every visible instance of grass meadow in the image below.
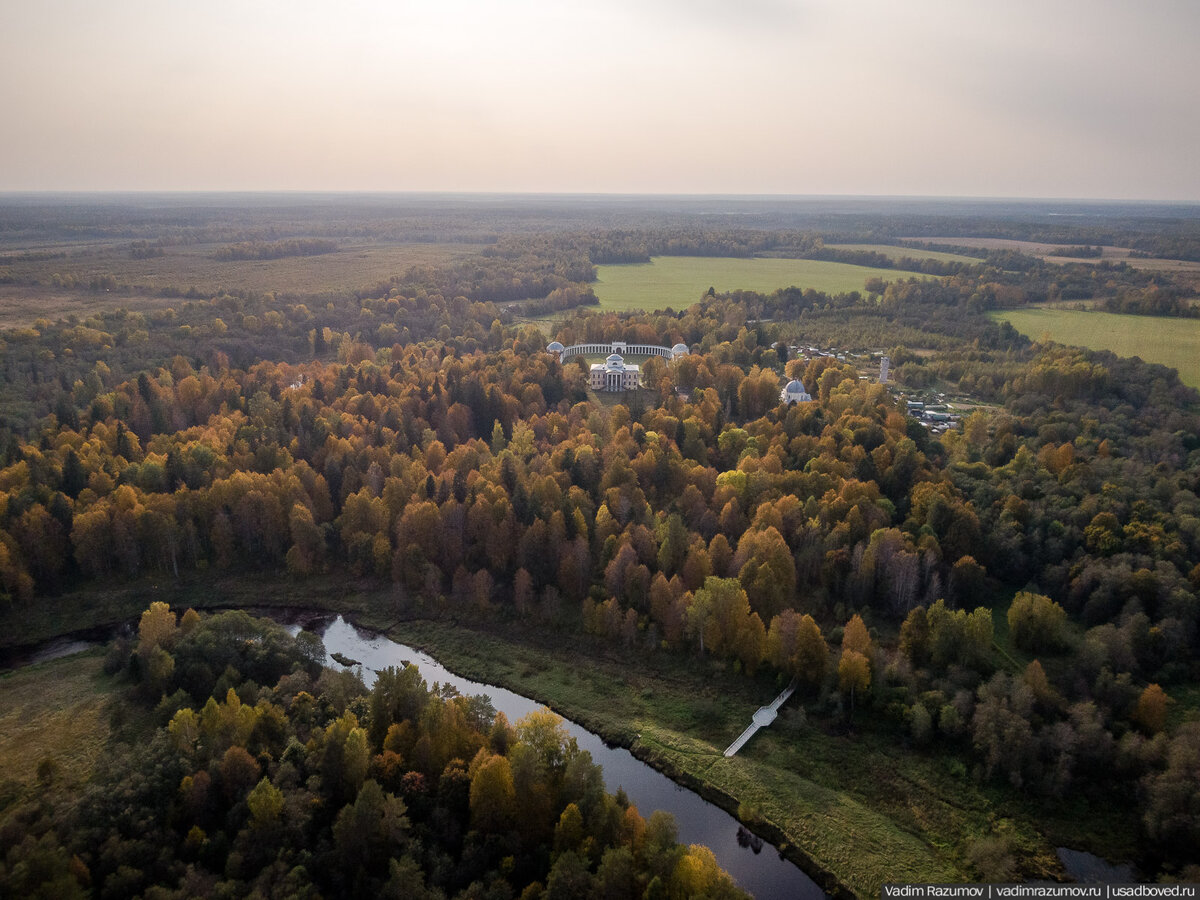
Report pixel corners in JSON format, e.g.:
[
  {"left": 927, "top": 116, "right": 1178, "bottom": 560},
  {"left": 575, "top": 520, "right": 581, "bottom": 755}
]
[
  {"left": 826, "top": 244, "right": 982, "bottom": 264},
  {"left": 395, "top": 619, "right": 1124, "bottom": 898},
  {"left": 0, "top": 651, "right": 116, "bottom": 792},
  {"left": 0, "top": 241, "right": 480, "bottom": 327},
  {"left": 592, "top": 256, "right": 934, "bottom": 311},
  {"left": 994, "top": 308, "right": 1200, "bottom": 388},
  {"left": 0, "top": 572, "right": 1134, "bottom": 897}
]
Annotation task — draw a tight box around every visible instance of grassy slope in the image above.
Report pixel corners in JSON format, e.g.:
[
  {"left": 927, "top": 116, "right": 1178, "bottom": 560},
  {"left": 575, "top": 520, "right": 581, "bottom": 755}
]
[
  {"left": 0, "top": 650, "right": 115, "bottom": 795},
  {"left": 592, "top": 257, "right": 933, "bottom": 311},
  {"left": 390, "top": 619, "right": 1124, "bottom": 899},
  {"left": 993, "top": 308, "right": 1200, "bottom": 388}
]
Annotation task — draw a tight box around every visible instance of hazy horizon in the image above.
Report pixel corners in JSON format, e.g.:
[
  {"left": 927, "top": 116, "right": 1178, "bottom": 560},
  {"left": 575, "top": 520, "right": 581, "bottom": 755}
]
[
  {"left": 3, "top": 191, "right": 1198, "bottom": 211},
  {"left": 4, "top": 0, "right": 1199, "bottom": 202}
]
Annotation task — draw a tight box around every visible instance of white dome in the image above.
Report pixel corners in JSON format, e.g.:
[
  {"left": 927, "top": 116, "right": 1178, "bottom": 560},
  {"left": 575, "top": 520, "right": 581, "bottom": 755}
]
[
  {"left": 547, "top": 341, "right": 564, "bottom": 352},
  {"left": 672, "top": 343, "right": 689, "bottom": 352},
  {"left": 606, "top": 354, "right": 625, "bottom": 369},
  {"left": 785, "top": 379, "right": 806, "bottom": 394}
]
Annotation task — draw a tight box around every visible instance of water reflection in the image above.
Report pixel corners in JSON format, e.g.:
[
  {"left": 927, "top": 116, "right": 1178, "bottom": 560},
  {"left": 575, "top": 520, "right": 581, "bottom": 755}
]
[{"left": 296, "top": 615, "right": 826, "bottom": 900}]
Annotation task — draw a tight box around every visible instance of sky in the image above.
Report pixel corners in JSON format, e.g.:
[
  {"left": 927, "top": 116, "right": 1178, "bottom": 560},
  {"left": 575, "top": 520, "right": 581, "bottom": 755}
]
[{"left": 2, "top": 0, "right": 1199, "bottom": 200}]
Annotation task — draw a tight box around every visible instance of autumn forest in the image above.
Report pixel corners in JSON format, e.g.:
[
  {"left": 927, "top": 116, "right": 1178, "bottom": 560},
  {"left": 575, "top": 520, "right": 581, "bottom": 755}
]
[{"left": 1, "top": 195, "right": 1199, "bottom": 898}]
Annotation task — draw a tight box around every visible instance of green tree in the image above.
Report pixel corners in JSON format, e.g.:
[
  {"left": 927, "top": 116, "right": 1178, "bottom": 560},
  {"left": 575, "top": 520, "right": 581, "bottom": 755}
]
[
  {"left": 343, "top": 727, "right": 371, "bottom": 795},
  {"left": 554, "top": 802, "right": 585, "bottom": 853},
  {"left": 898, "top": 605, "right": 929, "bottom": 667},
  {"left": 332, "top": 779, "right": 409, "bottom": 880},
  {"left": 1007, "top": 591, "right": 1068, "bottom": 653},
  {"left": 247, "top": 776, "right": 284, "bottom": 826},
  {"left": 469, "top": 754, "right": 516, "bottom": 832},
  {"left": 1142, "top": 723, "right": 1200, "bottom": 853},
  {"left": 794, "top": 614, "right": 827, "bottom": 690},
  {"left": 656, "top": 513, "right": 689, "bottom": 577}
]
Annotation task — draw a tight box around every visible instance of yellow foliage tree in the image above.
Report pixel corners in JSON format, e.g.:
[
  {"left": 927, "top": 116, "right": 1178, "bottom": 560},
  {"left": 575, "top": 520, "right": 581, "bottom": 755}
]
[
  {"left": 469, "top": 754, "right": 516, "bottom": 833},
  {"left": 838, "top": 650, "right": 871, "bottom": 717},
  {"left": 247, "top": 776, "right": 284, "bottom": 826},
  {"left": 1134, "top": 683, "right": 1169, "bottom": 735},
  {"left": 842, "top": 613, "right": 873, "bottom": 660},
  {"left": 138, "top": 601, "right": 177, "bottom": 656}
]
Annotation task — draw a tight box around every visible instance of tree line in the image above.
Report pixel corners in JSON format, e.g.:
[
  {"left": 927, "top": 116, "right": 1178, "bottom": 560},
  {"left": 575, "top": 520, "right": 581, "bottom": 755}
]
[
  {"left": 1, "top": 221, "right": 1199, "bottom": 878},
  {"left": 0, "top": 603, "right": 747, "bottom": 899}
]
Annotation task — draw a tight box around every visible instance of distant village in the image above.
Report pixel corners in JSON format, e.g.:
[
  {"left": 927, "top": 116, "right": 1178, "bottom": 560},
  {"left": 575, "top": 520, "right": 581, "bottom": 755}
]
[{"left": 791, "top": 344, "right": 964, "bottom": 435}]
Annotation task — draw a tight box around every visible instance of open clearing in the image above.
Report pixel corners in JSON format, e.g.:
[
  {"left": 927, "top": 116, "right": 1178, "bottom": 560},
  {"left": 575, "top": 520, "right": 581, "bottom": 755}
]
[
  {"left": 0, "top": 285, "right": 188, "bottom": 329},
  {"left": 0, "top": 241, "right": 481, "bottom": 326},
  {"left": 0, "top": 651, "right": 114, "bottom": 790},
  {"left": 593, "top": 256, "right": 933, "bottom": 311},
  {"left": 994, "top": 308, "right": 1200, "bottom": 388},
  {"left": 910, "top": 236, "right": 1200, "bottom": 276},
  {"left": 826, "top": 244, "right": 981, "bottom": 264}
]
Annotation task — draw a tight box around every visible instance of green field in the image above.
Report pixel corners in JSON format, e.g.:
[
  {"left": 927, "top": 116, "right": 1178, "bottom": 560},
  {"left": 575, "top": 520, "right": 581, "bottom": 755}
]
[
  {"left": 994, "top": 308, "right": 1200, "bottom": 388},
  {"left": 0, "top": 651, "right": 116, "bottom": 793},
  {"left": 826, "top": 244, "right": 982, "bottom": 264},
  {"left": 592, "top": 256, "right": 933, "bottom": 311}
]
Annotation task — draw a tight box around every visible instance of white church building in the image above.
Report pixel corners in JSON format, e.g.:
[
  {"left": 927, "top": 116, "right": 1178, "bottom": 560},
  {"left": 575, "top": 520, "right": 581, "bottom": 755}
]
[{"left": 780, "top": 378, "right": 813, "bottom": 403}]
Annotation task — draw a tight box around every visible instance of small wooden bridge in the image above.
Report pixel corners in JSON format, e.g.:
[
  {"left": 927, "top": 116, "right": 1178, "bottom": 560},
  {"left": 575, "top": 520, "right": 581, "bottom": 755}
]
[{"left": 724, "top": 678, "right": 798, "bottom": 757}]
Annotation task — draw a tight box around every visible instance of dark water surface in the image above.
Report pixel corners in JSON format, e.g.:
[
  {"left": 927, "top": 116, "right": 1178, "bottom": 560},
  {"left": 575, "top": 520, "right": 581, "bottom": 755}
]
[
  {"left": 300, "top": 615, "right": 826, "bottom": 900},
  {"left": 6, "top": 609, "right": 1142, "bottom": 895},
  {"left": 1056, "top": 847, "right": 1137, "bottom": 883}
]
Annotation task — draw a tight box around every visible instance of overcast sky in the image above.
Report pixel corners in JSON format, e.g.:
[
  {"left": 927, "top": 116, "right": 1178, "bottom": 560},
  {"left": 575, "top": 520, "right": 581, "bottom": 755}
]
[{"left": 3, "top": 0, "right": 1198, "bottom": 200}]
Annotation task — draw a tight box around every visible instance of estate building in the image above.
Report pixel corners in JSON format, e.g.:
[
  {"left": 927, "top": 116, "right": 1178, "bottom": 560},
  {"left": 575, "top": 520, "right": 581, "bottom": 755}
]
[
  {"left": 591, "top": 354, "right": 641, "bottom": 392},
  {"left": 546, "top": 339, "right": 689, "bottom": 392},
  {"left": 780, "top": 378, "right": 813, "bottom": 404}
]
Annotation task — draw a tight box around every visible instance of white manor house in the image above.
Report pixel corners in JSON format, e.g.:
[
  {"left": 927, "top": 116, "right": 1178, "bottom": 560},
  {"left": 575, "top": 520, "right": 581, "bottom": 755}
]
[
  {"left": 546, "top": 340, "right": 690, "bottom": 392},
  {"left": 545, "top": 339, "right": 816, "bottom": 400}
]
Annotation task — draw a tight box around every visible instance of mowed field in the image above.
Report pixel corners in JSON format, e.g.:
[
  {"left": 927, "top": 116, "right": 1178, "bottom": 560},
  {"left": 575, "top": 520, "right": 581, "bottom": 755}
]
[
  {"left": 994, "top": 308, "right": 1200, "bottom": 388},
  {"left": 593, "top": 256, "right": 931, "bottom": 311},
  {"left": 913, "top": 236, "right": 1200, "bottom": 277},
  {"left": 0, "top": 240, "right": 481, "bottom": 327}
]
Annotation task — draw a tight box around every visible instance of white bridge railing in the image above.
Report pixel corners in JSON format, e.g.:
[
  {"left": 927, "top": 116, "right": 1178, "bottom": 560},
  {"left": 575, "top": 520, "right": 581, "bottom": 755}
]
[{"left": 724, "top": 677, "right": 798, "bottom": 757}]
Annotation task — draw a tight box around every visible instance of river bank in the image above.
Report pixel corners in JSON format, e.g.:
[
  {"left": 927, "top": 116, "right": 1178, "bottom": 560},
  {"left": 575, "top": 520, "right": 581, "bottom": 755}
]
[
  {"left": 306, "top": 615, "right": 825, "bottom": 899},
  {"left": 1, "top": 577, "right": 1139, "bottom": 896},
  {"left": 389, "top": 620, "right": 968, "bottom": 896},
  {"left": 386, "top": 618, "right": 1149, "bottom": 897}
]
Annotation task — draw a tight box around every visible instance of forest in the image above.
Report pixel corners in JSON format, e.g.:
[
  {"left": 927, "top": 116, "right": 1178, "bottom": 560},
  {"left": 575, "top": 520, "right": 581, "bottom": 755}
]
[
  {"left": 2, "top": 603, "right": 742, "bottom": 899},
  {"left": 1, "top": 195, "right": 1199, "bottom": 896}
]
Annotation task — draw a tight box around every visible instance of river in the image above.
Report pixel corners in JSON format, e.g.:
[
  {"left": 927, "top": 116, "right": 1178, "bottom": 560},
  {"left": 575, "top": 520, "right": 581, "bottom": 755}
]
[
  {"left": 3, "top": 610, "right": 1138, "bottom": 894},
  {"left": 300, "top": 614, "right": 827, "bottom": 900}
]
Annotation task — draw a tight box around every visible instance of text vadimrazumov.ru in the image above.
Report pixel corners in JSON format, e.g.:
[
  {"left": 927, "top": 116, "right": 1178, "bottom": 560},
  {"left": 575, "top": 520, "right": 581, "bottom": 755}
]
[{"left": 882, "top": 886, "right": 1199, "bottom": 900}]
